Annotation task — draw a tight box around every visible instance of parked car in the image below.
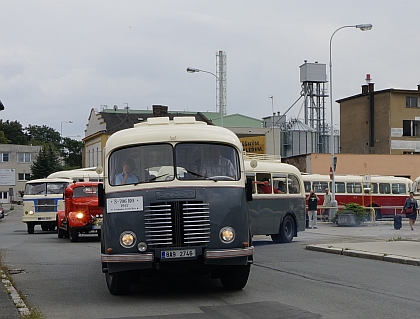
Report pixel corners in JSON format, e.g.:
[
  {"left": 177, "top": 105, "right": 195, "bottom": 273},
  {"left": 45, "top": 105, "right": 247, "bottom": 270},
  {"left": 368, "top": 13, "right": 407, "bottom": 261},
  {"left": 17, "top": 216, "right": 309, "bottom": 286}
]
[{"left": 0, "top": 207, "right": 4, "bottom": 219}]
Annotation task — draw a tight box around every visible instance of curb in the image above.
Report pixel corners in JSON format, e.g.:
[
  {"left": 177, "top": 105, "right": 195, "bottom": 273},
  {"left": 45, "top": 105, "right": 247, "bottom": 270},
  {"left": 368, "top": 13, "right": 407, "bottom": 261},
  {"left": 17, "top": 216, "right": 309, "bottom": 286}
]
[
  {"left": 1, "top": 269, "right": 30, "bottom": 317},
  {"left": 306, "top": 244, "right": 420, "bottom": 266}
]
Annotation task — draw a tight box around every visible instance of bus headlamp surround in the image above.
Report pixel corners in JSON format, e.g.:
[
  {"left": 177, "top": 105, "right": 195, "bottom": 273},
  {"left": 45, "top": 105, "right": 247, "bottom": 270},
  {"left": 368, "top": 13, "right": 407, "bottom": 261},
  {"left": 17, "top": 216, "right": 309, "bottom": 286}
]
[
  {"left": 120, "top": 231, "right": 137, "bottom": 248},
  {"left": 220, "top": 226, "right": 235, "bottom": 243}
]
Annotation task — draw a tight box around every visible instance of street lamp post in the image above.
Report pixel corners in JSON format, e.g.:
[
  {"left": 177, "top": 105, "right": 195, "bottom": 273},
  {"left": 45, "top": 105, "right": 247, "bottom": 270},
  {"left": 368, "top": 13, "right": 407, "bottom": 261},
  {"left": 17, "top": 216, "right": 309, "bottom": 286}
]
[
  {"left": 186, "top": 67, "right": 223, "bottom": 127},
  {"left": 268, "top": 96, "right": 275, "bottom": 155},
  {"left": 329, "top": 24, "right": 372, "bottom": 213},
  {"left": 60, "top": 120, "right": 73, "bottom": 143}
]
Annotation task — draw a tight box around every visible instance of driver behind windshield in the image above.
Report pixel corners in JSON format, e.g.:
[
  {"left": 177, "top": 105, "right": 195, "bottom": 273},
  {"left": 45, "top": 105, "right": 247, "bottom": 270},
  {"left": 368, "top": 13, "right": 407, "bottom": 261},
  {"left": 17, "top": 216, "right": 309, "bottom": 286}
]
[{"left": 199, "top": 145, "right": 236, "bottom": 179}]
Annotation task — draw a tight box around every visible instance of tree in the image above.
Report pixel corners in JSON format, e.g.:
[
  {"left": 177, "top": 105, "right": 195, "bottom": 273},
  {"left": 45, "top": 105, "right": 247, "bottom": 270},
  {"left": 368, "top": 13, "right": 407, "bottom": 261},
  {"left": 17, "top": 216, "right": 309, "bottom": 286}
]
[
  {"left": 0, "top": 131, "right": 10, "bottom": 144},
  {"left": 0, "top": 120, "right": 28, "bottom": 144},
  {"left": 61, "top": 137, "right": 83, "bottom": 168},
  {"left": 30, "top": 144, "right": 62, "bottom": 179},
  {"left": 26, "top": 124, "right": 61, "bottom": 147}
]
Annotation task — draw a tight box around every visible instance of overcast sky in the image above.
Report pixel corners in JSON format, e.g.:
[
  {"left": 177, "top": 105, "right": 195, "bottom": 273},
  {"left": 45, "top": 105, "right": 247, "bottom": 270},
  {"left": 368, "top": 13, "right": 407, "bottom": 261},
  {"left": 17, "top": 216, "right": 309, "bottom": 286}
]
[{"left": 1, "top": 0, "right": 419, "bottom": 138}]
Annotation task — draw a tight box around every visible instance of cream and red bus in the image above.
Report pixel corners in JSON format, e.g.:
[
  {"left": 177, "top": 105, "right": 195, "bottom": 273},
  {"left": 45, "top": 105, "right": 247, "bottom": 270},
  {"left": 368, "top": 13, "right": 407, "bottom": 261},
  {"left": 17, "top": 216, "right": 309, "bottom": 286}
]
[{"left": 302, "top": 173, "right": 412, "bottom": 220}]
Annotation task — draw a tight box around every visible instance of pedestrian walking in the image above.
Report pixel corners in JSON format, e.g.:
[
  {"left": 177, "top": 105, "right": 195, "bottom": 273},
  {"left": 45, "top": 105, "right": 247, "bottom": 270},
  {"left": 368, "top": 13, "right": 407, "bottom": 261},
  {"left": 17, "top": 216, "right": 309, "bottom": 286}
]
[
  {"left": 322, "top": 188, "right": 332, "bottom": 222},
  {"left": 403, "top": 191, "right": 418, "bottom": 230},
  {"left": 306, "top": 190, "right": 320, "bottom": 229}
]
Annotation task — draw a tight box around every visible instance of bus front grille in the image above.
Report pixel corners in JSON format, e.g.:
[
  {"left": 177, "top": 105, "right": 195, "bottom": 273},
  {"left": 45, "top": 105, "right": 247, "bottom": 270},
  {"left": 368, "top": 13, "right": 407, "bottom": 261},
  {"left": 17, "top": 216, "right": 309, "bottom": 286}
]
[
  {"left": 144, "top": 201, "right": 210, "bottom": 247},
  {"left": 34, "top": 199, "right": 57, "bottom": 212}
]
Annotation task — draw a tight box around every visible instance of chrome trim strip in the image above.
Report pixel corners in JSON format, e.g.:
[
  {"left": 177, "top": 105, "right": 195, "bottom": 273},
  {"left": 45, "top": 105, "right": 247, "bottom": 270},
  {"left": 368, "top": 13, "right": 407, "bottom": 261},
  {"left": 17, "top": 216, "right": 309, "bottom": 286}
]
[
  {"left": 101, "top": 253, "right": 153, "bottom": 263},
  {"left": 204, "top": 246, "right": 254, "bottom": 259}
]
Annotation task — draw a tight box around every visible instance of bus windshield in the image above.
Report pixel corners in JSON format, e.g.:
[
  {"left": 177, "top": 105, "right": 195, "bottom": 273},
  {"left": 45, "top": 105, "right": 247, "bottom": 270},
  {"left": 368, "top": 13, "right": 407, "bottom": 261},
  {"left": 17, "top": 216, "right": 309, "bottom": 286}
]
[
  {"left": 25, "top": 182, "right": 68, "bottom": 195},
  {"left": 108, "top": 142, "right": 240, "bottom": 186}
]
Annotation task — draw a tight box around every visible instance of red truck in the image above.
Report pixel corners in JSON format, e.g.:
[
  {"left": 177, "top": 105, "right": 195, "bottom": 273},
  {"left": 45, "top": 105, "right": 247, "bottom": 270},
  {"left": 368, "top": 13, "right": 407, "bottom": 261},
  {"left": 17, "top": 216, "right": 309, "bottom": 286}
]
[{"left": 57, "top": 182, "right": 103, "bottom": 242}]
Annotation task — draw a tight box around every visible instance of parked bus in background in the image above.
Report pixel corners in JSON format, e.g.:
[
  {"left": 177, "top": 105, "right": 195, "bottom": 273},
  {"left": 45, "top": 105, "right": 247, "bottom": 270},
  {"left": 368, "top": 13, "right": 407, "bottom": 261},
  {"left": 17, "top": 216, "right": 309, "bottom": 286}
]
[
  {"left": 244, "top": 153, "right": 305, "bottom": 243},
  {"left": 48, "top": 167, "right": 103, "bottom": 182},
  {"left": 302, "top": 174, "right": 413, "bottom": 220},
  {"left": 98, "top": 116, "right": 254, "bottom": 295},
  {"left": 22, "top": 178, "right": 72, "bottom": 234}
]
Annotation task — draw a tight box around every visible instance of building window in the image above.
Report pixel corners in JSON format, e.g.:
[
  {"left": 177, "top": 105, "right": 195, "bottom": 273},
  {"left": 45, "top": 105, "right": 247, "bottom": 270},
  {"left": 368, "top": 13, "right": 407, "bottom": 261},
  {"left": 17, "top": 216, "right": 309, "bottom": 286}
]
[
  {"left": 406, "top": 96, "right": 419, "bottom": 108},
  {"left": 1, "top": 153, "right": 9, "bottom": 162},
  {"left": 18, "top": 173, "right": 31, "bottom": 181},
  {"left": 17, "top": 152, "right": 31, "bottom": 163},
  {"left": 403, "top": 120, "right": 420, "bottom": 137}
]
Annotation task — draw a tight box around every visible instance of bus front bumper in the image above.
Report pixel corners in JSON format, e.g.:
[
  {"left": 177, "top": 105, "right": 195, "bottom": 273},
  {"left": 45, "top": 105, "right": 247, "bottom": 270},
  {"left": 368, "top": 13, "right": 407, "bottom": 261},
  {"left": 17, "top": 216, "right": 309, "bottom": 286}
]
[{"left": 101, "top": 246, "right": 254, "bottom": 264}]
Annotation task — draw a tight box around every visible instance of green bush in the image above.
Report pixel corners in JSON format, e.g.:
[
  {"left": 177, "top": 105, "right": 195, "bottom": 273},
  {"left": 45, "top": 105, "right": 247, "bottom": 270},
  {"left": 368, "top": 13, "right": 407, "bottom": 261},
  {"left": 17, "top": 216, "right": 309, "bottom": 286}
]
[{"left": 332, "top": 202, "right": 368, "bottom": 224}]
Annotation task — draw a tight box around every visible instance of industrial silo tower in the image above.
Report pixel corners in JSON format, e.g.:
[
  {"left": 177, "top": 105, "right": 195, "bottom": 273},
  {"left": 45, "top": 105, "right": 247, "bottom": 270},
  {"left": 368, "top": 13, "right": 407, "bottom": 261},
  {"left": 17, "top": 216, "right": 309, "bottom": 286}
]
[{"left": 299, "top": 61, "right": 329, "bottom": 153}]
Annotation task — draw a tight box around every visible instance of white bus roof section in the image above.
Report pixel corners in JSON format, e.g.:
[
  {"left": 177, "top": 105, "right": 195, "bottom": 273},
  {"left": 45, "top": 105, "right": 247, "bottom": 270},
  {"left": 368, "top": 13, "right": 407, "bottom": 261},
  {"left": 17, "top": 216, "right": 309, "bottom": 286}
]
[
  {"left": 244, "top": 159, "right": 301, "bottom": 176},
  {"left": 25, "top": 178, "right": 74, "bottom": 184},
  {"left": 106, "top": 117, "right": 242, "bottom": 153}
]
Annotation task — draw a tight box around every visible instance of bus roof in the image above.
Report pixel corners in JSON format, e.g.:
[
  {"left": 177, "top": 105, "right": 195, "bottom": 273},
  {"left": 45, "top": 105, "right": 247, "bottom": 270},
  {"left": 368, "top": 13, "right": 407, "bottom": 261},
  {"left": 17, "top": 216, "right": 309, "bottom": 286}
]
[
  {"left": 244, "top": 159, "right": 301, "bottom": 176},
  {"left": 302, "top": 174, "right": 412, "bottom": 184},
  {"left": 104, "top": 117, "right": 243, "bottom": 154},
  {"left": 47, "top": 167, "right": 103, "bottom": 180},
  {"left": 25, "top": 177, "right": 73, "bottom": 184}
]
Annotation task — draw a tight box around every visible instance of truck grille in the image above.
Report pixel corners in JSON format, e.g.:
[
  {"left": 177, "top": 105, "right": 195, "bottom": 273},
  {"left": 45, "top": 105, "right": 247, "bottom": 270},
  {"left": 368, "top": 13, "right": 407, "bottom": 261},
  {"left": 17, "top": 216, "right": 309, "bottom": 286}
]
[
  {"left": 35, "top": 199, "right": 57, "bottom": 212},
  {"left": 144, "top": 201, "right": 210, "bottom": 247}
]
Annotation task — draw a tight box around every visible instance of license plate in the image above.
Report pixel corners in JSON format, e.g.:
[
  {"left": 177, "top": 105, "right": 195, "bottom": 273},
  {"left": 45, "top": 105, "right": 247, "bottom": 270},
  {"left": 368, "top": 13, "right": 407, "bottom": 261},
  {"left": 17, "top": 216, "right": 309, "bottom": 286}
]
[
  {"left": 38, "top": 217, "right": 52, "bottom": 220},
  {"left": 161, "top": 249, "right": 196, "bottom": 259}
]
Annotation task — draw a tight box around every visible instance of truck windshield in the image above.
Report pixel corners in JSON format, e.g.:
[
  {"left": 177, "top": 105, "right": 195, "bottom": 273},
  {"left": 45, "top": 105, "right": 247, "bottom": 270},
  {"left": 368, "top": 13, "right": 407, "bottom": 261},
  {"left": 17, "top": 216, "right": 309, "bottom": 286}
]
[{"left": 108, "top": 142, "right": 240, "bottom": 186}]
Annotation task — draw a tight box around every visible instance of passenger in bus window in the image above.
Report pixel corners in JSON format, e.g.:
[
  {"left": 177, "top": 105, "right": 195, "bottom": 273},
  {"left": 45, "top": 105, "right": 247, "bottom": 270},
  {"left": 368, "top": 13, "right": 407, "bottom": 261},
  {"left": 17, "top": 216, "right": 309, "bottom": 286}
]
[
  {"left": 115, "top": 158, "right": 139, "bottom": 185},
  {"left": 322, "top": 188, "right": 332, "bottom": 222},
  {"left": 200, "top": 145, "right": 236, "bottom": 179},
  {"left": 277, "top": 181, "right": 286, "bottom": 194}
]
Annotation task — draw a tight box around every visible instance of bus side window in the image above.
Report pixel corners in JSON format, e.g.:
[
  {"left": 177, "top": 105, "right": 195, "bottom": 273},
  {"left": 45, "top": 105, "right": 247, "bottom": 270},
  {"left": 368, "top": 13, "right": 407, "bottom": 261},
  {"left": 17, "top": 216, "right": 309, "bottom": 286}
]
[
  {"left": 304, "top": 181, "right": 311, "bottom": 192},
  {"left": 246, "top": 173, "right": 256, "bottom": 194},
  {"left": 379, "top": 183, "right": 391, "bottom": 194},
  {"left": 256, "top": 173, "right": 273, "bottom": 194},
  {"left": 335, "top": 182, "right": 345, "bottom": 193},
  {"left": 288, "top": 174, "right": 300, "bottom": 194}
]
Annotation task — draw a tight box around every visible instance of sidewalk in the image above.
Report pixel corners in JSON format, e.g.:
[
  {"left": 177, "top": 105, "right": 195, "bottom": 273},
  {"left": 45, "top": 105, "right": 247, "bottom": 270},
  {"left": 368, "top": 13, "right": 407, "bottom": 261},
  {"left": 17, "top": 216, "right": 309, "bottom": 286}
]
[
  {"left": 304, "top": 219, "right": 420, "bottom": 266},
  {"left": 0, "top": 205, "right": 27, "bottom": 319}
]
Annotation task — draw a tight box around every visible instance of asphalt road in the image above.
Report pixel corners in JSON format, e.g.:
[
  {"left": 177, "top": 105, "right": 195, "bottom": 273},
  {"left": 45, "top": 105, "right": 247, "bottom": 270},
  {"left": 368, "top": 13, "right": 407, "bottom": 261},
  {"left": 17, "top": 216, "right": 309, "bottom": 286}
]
[{"left": 1, "top": 205, "right": 420, "bottom": 319}]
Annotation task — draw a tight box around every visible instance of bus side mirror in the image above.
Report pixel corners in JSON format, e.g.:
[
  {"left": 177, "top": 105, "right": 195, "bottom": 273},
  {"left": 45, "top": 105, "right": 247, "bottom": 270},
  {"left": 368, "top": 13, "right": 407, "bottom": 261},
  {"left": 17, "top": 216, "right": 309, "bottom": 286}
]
[
  {"left": 98, "top": 183, "right": 105, "bottom": 207},
  {"left": 246, "top": 178, "right": 253, "bottom": 202}
]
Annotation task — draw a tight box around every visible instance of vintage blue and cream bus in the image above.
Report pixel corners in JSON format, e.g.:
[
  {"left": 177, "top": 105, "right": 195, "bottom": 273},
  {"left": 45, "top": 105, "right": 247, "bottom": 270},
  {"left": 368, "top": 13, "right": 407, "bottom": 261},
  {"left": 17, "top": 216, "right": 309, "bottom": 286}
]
[
  {"left": 98, "top": 116, "right": 254, "bottom": 295},
  {"left": 244, "top": 153, "right": 306, "bottom": 243},
  {"left": 22, "top": 177, "right": 73, "bottom": 234}
]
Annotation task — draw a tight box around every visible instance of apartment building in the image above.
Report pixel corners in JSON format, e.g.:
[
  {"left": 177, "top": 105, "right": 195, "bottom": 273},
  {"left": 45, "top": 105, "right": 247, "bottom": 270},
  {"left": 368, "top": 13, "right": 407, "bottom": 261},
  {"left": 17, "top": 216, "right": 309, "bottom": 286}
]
[{"left": 0, "top": 144, "right": 41, "bottom": 203}]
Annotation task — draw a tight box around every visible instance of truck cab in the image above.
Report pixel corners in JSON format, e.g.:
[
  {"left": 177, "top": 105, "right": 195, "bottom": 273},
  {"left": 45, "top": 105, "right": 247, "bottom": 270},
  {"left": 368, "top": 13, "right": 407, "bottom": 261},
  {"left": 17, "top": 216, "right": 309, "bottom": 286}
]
[{"left": 57, "top": 181, "right": 103, "bottom": 242}]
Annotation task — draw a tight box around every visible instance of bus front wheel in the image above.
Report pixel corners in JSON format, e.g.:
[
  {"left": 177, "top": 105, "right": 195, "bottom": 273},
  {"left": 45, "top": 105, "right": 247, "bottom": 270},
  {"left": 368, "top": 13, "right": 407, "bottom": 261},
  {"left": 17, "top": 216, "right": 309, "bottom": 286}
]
[
  {"left": 106, "top": 272, "right": 131, "bottom": 295},
  {"left": 27, "top": 222, "right": 35, "bottom": 234},
  {"left": 220, "top": 264, "right": 250, "bottom": 290}
]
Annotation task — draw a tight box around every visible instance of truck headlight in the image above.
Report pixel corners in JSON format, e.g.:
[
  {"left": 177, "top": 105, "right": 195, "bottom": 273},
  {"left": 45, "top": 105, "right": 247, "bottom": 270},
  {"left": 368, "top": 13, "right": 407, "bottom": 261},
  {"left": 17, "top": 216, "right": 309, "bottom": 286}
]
[
  {"left": 120, "top": 231, "right": 136, "bottom": 248},
  {"left": 76, "top": 212, "right": 84, "bottom": 219},
  {"left": 220, "top": 226, "right": 235, "bottom": 243}
]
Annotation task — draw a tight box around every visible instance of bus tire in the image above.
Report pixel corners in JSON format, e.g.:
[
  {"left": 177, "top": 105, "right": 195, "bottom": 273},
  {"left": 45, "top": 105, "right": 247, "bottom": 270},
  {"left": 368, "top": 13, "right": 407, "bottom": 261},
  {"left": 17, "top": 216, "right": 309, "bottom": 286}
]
[
  {"left": 69, "top": 228, "right": 79, "bottom": 242},
  {"left": 106, "top": 272, "right": 131, "bottom": 295},
  {"left": 57, "top": 227, "right": 66, "bottom": 239},
  {"left": 220, "top": 264, "right": 250, "bottom": 290},
  {"left": 279, "top": 215, "right": 295, "bottom": 243},
  {"left": 27, "top": 222, "right": 35, "bottom": 234}
]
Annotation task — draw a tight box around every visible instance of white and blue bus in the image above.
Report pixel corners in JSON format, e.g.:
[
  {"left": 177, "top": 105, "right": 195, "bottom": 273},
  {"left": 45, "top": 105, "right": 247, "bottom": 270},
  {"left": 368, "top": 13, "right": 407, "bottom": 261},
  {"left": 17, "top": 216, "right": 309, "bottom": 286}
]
[{"left": 22, "top": 177, "right": 73, "bottom": 234}]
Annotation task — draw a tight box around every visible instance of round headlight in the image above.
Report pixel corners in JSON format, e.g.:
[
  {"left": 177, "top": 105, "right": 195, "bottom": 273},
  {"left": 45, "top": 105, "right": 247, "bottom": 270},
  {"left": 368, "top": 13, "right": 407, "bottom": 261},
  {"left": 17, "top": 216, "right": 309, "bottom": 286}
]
[
  {"left": 120, "top": 231, "right": 136, "bottom": 248},
  {"left": 28, "top": 210, "right": 34, "bottom": 215},
  {"left": 220, "top": 226, "right": 235, "bottom": 243},
  {"left": 76, "top": 212, "right": 84, "bottom": 219},
  {"left": 137, "top": 242, "right": 148, "bottom": 252}
]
